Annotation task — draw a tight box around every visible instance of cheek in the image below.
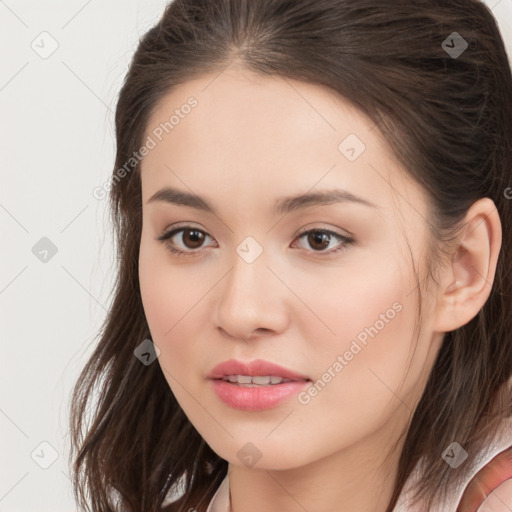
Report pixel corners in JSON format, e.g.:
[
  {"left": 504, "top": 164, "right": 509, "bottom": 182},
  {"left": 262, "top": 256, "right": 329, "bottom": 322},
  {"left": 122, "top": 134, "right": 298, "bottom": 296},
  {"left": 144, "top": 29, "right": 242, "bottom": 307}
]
[
  {"left": 139, "top": 236, "right": 201, "bottom": 338},
  {"left": 299, "top": 256, "right": 425, "bottom": 422},
  {"left": 138, "top": 240, "right": 217, "bottom": 382}
]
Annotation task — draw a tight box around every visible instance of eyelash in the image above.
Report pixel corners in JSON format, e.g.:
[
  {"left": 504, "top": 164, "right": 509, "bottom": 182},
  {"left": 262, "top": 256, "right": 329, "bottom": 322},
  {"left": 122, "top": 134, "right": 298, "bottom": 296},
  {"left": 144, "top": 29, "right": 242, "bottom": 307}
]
[{"left": 157, "top": 224, "right": 355, "bottom": 258}]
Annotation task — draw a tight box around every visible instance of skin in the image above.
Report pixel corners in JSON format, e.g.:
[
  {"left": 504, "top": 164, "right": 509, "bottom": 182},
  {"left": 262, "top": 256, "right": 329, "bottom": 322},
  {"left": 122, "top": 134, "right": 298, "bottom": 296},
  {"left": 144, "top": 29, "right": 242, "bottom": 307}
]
[{"left": 138, "top": 64, "right": 502, "bottom": 512}]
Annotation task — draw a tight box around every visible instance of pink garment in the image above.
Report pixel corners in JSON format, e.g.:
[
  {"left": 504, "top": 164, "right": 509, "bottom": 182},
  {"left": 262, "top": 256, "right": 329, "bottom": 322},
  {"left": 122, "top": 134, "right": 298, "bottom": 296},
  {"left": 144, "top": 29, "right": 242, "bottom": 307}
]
[{"left": 205, "top": 418, "right": 512, "bottom": 512}]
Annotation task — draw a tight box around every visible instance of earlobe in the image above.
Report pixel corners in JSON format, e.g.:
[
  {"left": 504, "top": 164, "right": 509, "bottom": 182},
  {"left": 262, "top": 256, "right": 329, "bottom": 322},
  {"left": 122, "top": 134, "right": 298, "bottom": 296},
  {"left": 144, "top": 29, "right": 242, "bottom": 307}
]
[{"left": 433, "top": 198, "right": 502, "bottom": 333}]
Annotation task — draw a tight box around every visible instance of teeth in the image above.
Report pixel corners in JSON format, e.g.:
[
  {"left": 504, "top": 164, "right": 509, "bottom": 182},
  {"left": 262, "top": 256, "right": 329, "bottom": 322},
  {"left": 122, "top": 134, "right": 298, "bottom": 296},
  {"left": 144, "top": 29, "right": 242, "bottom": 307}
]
[
  {"left": 221, "top": 375, "right": 290, "bottom": 385},
  {"left": 252, "top": 376, "right": 270, "bottom": 385}
]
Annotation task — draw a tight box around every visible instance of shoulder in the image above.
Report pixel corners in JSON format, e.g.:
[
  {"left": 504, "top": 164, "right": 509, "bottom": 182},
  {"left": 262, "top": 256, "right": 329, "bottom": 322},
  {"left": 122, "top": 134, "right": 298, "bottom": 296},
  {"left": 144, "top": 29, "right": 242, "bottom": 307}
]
[
  {"left": 476, "top": 477, "right": 512, "bottom": 512},
  {"left": 458, "top": 445, "right": 512, "bottom": 512}
]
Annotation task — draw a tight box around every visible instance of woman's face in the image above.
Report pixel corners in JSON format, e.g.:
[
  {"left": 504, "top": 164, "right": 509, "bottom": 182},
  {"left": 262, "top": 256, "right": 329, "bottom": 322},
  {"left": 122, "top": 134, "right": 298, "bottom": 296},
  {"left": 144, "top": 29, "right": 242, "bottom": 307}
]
[{"left": 138, "top": 66, "right": 444, "bottom": 470}]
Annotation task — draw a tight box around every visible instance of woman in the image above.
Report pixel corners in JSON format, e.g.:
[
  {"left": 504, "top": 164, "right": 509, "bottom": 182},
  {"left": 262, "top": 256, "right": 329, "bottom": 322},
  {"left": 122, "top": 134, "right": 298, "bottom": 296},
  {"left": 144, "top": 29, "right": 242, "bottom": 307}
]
[{"left": 69, "top": 1, "right": 512, "bottom": 511}]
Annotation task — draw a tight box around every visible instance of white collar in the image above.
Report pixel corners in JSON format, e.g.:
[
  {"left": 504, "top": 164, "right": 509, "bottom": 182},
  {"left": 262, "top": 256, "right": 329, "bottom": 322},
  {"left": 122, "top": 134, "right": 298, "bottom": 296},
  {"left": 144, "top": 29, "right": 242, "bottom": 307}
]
[{"left": 205, "top": 473, "right": 230, "bottom": 512}]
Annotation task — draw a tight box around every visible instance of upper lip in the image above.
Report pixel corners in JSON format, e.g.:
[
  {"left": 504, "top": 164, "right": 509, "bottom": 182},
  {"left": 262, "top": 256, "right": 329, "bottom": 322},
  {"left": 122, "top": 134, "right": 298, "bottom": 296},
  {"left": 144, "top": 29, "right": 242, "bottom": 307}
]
[{"left": 207, "top": 359, "right": 310, "bottom": 381}]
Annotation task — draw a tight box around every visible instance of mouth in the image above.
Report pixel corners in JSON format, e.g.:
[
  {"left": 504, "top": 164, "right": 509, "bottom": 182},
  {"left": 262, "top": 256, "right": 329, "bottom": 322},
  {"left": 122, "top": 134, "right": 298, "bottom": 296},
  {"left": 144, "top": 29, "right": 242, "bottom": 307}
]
[
  {"left": 218, "top": 375, "right": 298, "bottom": 386},
  {"left": 207, "top": 359, "right": 311, "bottom": 411}
]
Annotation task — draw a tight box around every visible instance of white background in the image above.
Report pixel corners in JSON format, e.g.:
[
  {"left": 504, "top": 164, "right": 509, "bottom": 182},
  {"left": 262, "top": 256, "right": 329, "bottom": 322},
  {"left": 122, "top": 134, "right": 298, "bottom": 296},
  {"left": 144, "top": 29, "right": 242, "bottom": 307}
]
[{"left": 1, "top": 1, "right": 511, "bottom": 510}]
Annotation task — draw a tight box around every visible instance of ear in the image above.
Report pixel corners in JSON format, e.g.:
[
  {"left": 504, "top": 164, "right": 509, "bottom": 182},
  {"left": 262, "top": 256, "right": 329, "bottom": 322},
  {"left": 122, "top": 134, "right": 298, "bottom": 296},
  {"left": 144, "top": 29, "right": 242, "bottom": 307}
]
[{"left": 433, "top": 197, "right": 502, "bottom": 333}]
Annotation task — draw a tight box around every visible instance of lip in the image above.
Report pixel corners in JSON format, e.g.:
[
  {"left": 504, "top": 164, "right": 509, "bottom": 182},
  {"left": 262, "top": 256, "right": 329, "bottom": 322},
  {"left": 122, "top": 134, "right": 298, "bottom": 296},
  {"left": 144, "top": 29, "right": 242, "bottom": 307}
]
[
  {"left": 207, "top": 358, "right": 310, "bottom": 381},
  {"left": 207, "top": 358, "right": 311, "bottom": 411}
]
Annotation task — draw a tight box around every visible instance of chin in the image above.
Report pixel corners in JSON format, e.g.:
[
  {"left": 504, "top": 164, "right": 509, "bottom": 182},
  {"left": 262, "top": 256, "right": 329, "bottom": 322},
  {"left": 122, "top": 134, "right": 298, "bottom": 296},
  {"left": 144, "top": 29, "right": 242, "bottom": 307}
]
[{"left": 204, "top": 436, "right": 313, "bottom": 472}]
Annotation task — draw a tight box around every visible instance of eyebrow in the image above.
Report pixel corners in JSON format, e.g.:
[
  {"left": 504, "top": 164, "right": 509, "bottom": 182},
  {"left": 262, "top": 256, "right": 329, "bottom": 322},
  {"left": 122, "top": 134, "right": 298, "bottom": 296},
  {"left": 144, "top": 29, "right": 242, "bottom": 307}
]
[{"left": 147, "top": 186, "right": 379, "bottom": 215}]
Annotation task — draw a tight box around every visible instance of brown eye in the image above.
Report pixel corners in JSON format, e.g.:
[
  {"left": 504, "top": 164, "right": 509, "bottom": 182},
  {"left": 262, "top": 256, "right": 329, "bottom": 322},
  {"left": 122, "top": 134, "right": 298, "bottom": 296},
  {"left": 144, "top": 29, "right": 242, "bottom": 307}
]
[
  {"left": 157, "top": 225, "right": 354, "bottom": 258},
  {"left": 293, "top": 228, "right": 354, "bottom": 255},
  {"left": 306, "top": 231, "right": 332, "bottom": 251},
  {"left": 180, "top": 229, "right": 205, "bottom": 249},
  {"left": 157, "top": 226, "right": 215, "bottom": 256}
]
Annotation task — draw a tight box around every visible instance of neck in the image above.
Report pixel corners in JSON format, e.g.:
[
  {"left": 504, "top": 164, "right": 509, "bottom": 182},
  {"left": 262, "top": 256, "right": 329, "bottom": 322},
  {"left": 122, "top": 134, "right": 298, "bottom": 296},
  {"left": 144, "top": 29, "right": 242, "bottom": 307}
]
[{"left": 228, "top": 416, "right": 409, "bottom": 512}]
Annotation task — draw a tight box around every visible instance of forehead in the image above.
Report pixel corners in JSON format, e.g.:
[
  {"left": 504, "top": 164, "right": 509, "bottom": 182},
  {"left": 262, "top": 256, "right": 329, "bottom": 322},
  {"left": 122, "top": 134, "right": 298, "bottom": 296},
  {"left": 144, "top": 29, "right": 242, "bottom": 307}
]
[
  {"left": 140, "top": 66, "right": 427, "bottom": 223},
  {"left": 143, "top": 66, "right": 376, "bottom": 163}
]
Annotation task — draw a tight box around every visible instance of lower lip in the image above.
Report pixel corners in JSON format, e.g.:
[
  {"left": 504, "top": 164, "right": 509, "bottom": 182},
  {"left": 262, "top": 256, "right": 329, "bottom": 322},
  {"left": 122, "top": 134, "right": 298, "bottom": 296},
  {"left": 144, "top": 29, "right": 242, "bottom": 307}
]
[{"left": 209, "top": 379, "right": 309, "bottom": 411}]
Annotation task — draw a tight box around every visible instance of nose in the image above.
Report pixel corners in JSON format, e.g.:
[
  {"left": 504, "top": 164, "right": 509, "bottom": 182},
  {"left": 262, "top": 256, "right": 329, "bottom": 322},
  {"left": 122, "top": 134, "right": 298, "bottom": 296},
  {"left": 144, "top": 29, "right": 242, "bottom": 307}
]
[{"left": 214, "top": 249, "right": 290, "bottom": 342}]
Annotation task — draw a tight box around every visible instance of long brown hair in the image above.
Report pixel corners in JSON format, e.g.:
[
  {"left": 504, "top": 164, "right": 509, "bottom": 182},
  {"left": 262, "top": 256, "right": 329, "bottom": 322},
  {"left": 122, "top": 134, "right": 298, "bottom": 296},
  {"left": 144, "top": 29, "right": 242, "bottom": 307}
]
[{"left": 69, "top": 1, "right": 512, "bottom": 510}]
